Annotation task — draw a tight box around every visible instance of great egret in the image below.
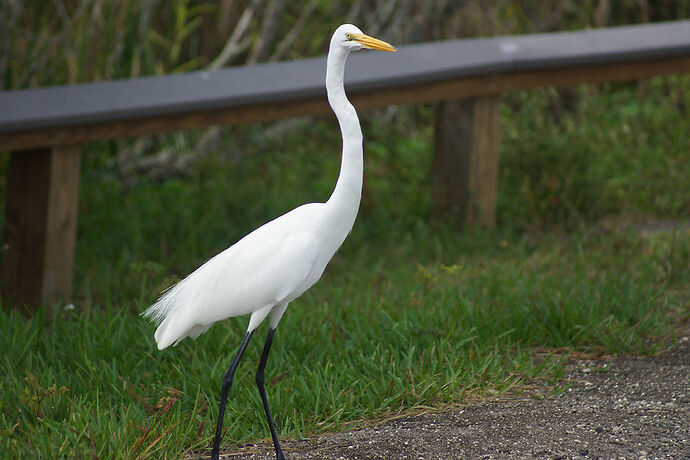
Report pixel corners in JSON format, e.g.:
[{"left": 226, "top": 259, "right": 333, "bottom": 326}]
[{"left": 143, "top": 24, "right": 395, "bottom": 460}]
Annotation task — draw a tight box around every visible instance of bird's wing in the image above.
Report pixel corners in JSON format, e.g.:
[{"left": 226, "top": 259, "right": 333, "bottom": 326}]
[
  {"left": 227, "top": 229, "right": 321, "bottom": 310},
  {"left": 165, "top": 222, "right": 321, "bottom": 322},
  {"left": 146, "top": 205, "right": 324, "bottom": 349}
]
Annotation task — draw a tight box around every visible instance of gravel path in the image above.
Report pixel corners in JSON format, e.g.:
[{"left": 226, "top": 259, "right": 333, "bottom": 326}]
[{"left": 209, "top": 336, "right": 689, "bottom": 460}]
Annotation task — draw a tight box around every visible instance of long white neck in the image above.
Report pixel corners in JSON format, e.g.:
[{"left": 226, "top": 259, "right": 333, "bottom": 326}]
[{"left": 325, "top": 44, "right": 363, "bottom": 234}]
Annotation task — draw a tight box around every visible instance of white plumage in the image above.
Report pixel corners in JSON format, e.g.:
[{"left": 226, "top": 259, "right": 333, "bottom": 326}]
[
  {"left": 142, "top": 24, "right": 395, "bottom": 460},
  {"left": 147, "top": 202, "right": 337, "bottom": 349}
]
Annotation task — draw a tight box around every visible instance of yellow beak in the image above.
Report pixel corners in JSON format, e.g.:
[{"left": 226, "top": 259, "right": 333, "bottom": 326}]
[{"left": 351, "top": 33, "right": 397, "bottom": 52}]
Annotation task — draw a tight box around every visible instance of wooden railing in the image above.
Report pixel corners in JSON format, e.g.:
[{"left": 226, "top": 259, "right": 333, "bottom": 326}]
[{"left": 1, "top": 20, "right": 689, "bottom": 314}]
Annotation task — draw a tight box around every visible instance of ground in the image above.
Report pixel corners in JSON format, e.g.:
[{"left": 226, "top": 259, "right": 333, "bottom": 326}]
[{"left": 204, "top": 336, "right": 689, "bottom": 459}]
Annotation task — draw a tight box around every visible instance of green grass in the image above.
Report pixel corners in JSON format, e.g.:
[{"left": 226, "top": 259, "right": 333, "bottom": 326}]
[
  {"left": 2, "top": 229, "right": 687, "bottom": 458},
  {"left": 1, "top": 78, "right": 689, "bottom": 458}
]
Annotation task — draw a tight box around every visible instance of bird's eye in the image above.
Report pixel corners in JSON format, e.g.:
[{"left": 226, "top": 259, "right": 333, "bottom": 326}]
[{"left": 345, "top": 33, "right": 352, "bottom": 40}]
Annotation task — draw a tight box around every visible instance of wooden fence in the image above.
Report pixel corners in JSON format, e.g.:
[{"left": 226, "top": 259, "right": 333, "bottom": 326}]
[{"left": 1, "top": 20, "right": 689, "bottom": 314}]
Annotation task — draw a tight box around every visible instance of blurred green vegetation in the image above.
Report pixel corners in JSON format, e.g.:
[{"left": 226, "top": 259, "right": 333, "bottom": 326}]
[
  {"left": 3, "top": 0, "right": 689, "bottom": 88},
  {"left": 500, "top": 78, "right": 690, "bottom": 229},
  {"left": 72, "top": 75, "right": 690, "bottom": 303},
  {"left": 1, "top": 1, "right": 689, "bottom": 458}
]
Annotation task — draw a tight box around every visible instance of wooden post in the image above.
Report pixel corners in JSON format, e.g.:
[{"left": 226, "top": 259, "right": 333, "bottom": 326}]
[
  {"left": 431, "top": 96, "right": 501, "bottom": 226},
  {"left": 2, "top": 146, "right": 81, "bottom": 315}
]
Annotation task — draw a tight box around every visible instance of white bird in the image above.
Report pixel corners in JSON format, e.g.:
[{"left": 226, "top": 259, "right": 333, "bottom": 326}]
[{"left": 143, "top": 24, "right": 395, "bottom": 460}]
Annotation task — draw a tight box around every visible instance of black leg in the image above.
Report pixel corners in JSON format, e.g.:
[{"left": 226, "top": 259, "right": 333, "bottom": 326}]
[
  {"left": 211, "top": 330, "right": 255, "bottom": 460},
  {"left": 255, "top": 327, "right": 285, "bottom": 460}
]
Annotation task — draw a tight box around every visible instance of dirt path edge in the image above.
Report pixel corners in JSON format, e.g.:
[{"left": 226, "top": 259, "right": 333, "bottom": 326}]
[{"left": 208, "top": 337, "right": 689, "bottom": 459}]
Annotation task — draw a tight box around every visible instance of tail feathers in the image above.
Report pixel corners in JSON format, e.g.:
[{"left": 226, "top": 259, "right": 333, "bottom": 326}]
[
  {"left": 142, "top": 284, "right": 181, "bottom": 326},
  {"left": 152, "top": 312, "right": 212, "bottom": 350},
  {"left": 154, "top": 315, "right": 178, "bottom": 350},
  {"left": 143, "top": 279, "right": 192, "bottom": 349}
]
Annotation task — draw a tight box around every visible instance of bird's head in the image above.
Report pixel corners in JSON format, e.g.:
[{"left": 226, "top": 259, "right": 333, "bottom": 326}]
[{"left": 332, "top": 24, "right": 396, "bottom": 53}]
